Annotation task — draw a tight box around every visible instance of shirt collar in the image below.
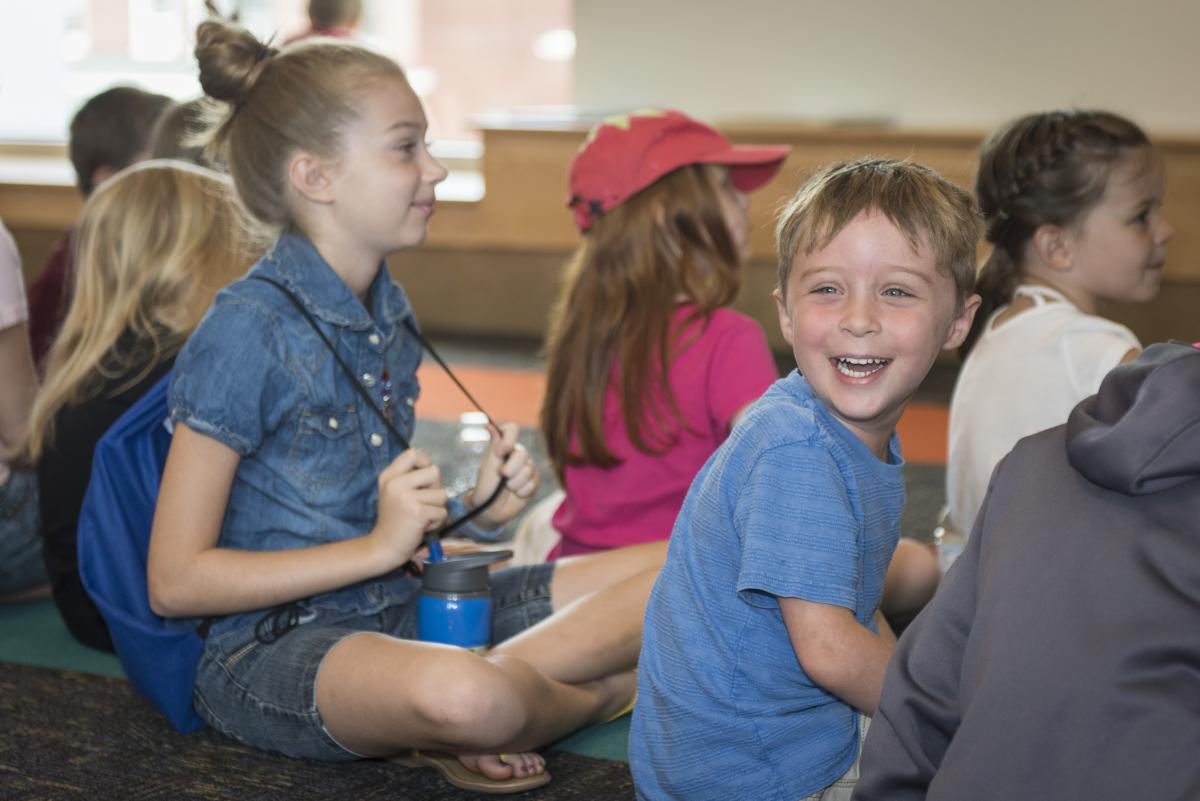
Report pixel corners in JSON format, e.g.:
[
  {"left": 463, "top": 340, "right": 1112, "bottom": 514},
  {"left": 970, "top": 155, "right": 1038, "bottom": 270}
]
[{"left": 264, "top": 232, "right": 412, "bottom": 330}]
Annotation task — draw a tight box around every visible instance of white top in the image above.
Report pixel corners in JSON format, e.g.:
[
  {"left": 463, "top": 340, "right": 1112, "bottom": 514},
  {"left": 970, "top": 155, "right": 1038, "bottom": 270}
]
[
  {"left": 946, "top": 285, "right": 1139, "bottom": 536},
  {"left": 0, "top": 219, "right": 27, "bottom": 485}
]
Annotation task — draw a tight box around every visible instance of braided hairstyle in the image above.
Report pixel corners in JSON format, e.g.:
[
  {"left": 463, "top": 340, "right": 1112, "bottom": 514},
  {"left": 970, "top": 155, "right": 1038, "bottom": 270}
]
[{"left": 961, "top": 110, "right": 1149, "bottom": 356}]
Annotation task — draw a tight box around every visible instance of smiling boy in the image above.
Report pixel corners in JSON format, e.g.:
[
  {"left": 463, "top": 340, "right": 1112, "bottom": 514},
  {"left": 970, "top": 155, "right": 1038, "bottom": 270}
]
[{"left": 630, "top": 158, "right": 981, "bottom": 801}]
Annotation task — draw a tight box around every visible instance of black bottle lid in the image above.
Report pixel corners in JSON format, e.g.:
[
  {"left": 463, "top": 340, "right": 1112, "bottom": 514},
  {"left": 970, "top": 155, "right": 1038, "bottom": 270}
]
[{"left": 422, "top": 550, "right": 514, "bottom": 593}]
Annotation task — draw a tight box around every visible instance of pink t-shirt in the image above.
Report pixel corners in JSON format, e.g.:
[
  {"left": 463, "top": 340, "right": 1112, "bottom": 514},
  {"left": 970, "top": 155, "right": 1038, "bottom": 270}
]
[{"left": 552, "top": 306, "right": 777, "bottom": 556}]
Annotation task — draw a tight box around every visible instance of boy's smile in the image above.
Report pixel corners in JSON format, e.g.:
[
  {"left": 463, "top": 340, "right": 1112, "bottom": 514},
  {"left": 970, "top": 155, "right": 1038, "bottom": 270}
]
[{"left": 775, "top": 211, "right": 978, "bottom": 459}]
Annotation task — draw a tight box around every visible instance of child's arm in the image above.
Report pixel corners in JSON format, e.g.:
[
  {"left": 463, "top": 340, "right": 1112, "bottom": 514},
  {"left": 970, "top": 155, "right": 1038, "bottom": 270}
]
[
  {"left": 463, "top": 422, "right": 539, "bottom": 529},
  {"left": 147, "top": 424, "right": 446, "bottom": 618},
  {"left": 780, "top": 597, "right": 892, "bottom": 715}
]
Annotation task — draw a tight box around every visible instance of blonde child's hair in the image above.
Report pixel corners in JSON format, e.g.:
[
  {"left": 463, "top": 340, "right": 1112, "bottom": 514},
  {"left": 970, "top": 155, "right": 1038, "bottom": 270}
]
[
  {"left": 18, "top": 160, "right": 261, "bottom": 460},
  {"left": 541, "top": 164, "right": 743, "bottom": 481},
  {"left": 964, "top": 110, "right": 1151, "bottom": 355},
  {"left": 193, "top": 16, "right": 404, "bottom": 229},
  {"left": 777, "top": 157, "right": 981, "bottom": 307}
]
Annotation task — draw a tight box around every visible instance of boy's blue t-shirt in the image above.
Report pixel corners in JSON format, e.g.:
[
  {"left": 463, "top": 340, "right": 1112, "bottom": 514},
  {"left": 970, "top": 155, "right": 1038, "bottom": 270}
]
[{"left": 630, "top": 372, "right": 905, "bottom": 801}]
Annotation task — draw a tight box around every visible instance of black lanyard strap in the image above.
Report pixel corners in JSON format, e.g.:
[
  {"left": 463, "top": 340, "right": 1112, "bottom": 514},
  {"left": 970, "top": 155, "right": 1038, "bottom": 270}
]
[{"left": 249, "top": 275, "right": 507, "bottom": 541}]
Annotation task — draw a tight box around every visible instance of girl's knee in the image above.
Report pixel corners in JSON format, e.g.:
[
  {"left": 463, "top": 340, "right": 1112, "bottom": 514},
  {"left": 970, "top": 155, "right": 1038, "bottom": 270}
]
[{"left": 408, "top": 652, "right": 529, "bottom": 744}]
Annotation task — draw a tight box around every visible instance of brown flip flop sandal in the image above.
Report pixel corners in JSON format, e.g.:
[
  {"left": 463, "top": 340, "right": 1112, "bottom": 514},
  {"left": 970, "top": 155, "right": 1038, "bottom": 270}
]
[{"left": 394, "top": 750, "right": 552, "bottom": 794}]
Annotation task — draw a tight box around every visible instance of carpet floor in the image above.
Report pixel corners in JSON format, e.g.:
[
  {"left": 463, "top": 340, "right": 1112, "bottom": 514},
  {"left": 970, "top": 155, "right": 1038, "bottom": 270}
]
[{"left": 0, "top": 661, "right": 635, "bottom": 800}]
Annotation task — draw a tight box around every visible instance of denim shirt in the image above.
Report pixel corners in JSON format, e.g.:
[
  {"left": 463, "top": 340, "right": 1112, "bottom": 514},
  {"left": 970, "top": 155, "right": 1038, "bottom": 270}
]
[{"left": 171, "top": 233, "right": 469, "bottom": 637}]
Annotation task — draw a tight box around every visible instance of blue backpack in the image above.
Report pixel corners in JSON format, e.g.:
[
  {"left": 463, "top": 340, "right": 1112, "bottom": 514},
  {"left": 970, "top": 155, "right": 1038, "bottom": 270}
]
[{"left": 77, "top": 371, "right": 208, "bottom": 733}]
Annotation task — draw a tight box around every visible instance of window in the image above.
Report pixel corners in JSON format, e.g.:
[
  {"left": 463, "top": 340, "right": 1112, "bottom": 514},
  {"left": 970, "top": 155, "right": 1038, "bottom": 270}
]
[{"left": 0, "top": 0, "right": 573, "bottom": 148}]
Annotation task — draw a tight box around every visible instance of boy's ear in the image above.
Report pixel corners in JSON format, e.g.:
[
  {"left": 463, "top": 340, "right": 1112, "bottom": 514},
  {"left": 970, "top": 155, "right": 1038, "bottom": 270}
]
[
  {"left": 942, "top": 292, "right": 982, "bottom": 351},
  {"left": 286, "top": 151, "right": 336, "bottom": 205},
  {"left": 1031, "top": 223, "right": 1074, "bottom": 271},
  {"left": 773, "top": 287, "right": 794, "bottom": 344}
]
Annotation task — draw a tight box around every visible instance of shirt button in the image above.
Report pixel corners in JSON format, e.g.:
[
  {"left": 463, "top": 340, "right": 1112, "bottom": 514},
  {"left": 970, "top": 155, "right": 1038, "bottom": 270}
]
[
  {"left": 368, "top": 333, "right": 381, "bottom": 346},
  {"left": 327, "top": 417, "right": 339, "bottom": 430},
  {"left": 361, "top": 372, "right": 376, "bottom": 387},
  {"left": 369, "top": 433, "right": 384, "bottom": 447}
]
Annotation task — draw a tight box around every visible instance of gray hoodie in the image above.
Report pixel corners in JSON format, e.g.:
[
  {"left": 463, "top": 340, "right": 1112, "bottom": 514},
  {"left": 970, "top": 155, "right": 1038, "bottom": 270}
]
[{"left": 853, "top": 342, "right": 1200, "bottom": 801}]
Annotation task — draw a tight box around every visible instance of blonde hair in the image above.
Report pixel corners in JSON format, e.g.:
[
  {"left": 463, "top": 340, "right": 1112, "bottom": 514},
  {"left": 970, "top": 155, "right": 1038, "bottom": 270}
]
[
  {"left": 777, "top": 157, "right": 981, "bottom": 308},
  {"left": 19, "top": 160, "right": 261, "bottom": 460},
  {"left": 194, "top": 17, "right": 404, "bottom": 229},
  {"left": 541, "top": 164, "right": 742, "bottom": 480}
]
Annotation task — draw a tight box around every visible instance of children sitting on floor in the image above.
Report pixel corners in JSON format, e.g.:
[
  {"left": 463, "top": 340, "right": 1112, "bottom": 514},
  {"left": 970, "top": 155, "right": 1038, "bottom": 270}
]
[
  {"left": 630, "top": 158, "right": 981, "bottom": 801},
  {"left": 854, "top": 342, "right": 1200, "bottom": 801},
  {"left": 945, "top": 110, "right": 1172, "bottom": 542},
  {"left": 16, "top": 161, "right": 259, "bottom": 650},
  {"left": 25, "top": 86, "right": 172, "bottom": 368}
]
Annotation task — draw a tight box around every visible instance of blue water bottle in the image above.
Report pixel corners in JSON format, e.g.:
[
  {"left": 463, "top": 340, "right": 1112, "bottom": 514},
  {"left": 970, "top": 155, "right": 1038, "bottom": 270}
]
[{"left": 417, "top": 549, "right": 512, "bottom": 653}]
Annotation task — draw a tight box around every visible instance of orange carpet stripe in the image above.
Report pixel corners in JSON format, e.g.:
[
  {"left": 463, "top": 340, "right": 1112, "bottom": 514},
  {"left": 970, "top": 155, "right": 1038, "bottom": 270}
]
[
  {"left": 416, "top": 364, "right": 950, "bottom": 466},
  {"left": 415, "top": 365, "right": 546, "bottom": 428}
]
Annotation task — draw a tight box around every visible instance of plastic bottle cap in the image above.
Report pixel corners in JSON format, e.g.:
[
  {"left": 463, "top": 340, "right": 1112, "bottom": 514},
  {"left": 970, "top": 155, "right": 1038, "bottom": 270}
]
[{"left": 422, "top": 550, "right": 513, "bottom": 593}]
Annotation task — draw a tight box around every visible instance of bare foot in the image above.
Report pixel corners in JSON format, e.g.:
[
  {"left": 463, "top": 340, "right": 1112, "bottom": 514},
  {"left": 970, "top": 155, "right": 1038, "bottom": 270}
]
[{"left": 457, "top": 751, "right": 546, "bottom": 780}]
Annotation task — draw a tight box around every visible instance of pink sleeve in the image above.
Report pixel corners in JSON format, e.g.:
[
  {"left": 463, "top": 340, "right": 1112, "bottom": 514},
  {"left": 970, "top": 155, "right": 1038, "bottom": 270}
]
[{"left": 705, "top": 311, "right": 778, "bottom": 434}]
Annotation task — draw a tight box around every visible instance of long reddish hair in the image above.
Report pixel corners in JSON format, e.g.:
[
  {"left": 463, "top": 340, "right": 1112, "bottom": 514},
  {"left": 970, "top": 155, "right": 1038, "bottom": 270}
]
[{"left": 541, "top": 164, "right": 743, "bottom": 481}]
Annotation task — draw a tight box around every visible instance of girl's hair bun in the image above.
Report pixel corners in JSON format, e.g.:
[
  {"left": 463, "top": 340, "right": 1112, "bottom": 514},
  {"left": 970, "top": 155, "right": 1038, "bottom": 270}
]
[{"left": 194, "top": 19, "right": 276, "bottom": 105}]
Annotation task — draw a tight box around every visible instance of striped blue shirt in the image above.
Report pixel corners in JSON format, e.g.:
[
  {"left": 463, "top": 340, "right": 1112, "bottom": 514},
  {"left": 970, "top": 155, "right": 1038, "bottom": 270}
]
[{"left": 630, "top": 372, "right": 905, "bottom": 801}]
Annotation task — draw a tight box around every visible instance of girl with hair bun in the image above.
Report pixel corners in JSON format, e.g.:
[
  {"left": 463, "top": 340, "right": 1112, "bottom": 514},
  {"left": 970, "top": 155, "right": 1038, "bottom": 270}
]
[
  {"left": 946, "top": 110, "right": 1174, "bottom": 542},
  {"left": 148, "top": 17, "right": 660, "bottom": 794}
]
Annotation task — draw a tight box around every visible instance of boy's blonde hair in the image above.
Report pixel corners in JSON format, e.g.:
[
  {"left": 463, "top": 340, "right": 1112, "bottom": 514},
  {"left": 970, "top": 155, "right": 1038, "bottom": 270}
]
[
  {"left": 776, "top": 158, "right": 981, "bottom": 307},
  {"left": 18, "top": 161, "right": 261, "bottom": 460},
  {"left": 194, "top": 17, "right": 404, "bottom": 230}
]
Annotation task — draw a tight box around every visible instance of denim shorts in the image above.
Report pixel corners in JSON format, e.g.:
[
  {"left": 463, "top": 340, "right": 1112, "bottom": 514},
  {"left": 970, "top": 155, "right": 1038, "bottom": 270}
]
[
  {"left": 0, "top": 468, "right": 47, "bottom": 595},
  {"left": 193, "top": 561, "right": 556, "bottom": 760}
]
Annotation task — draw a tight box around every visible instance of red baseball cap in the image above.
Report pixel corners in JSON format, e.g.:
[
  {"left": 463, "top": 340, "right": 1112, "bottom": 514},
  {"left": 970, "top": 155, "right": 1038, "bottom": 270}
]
[{"left": 567, "top": 109, "right": 791, "bottom": 233}]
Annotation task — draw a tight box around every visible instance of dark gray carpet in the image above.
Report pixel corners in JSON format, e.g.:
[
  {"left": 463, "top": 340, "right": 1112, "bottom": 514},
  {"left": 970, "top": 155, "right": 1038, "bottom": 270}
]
[{"left": 0, "top": 661, "right": 633, "bottom": 800}]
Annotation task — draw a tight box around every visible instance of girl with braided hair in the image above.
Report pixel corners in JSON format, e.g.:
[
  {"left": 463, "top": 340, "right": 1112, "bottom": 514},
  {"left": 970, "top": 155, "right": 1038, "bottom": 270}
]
[{"left": 945, "top": 110, "right": 1173, "bottom": 542}]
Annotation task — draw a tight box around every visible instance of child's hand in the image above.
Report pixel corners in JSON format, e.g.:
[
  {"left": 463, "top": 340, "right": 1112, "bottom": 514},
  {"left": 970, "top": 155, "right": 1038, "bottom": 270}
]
[
  {"left": 466, "top": 423, "right": 539, "bottom": 529},
  {"left": 371, "top": 448, "right": 447, "bottom": 569}
]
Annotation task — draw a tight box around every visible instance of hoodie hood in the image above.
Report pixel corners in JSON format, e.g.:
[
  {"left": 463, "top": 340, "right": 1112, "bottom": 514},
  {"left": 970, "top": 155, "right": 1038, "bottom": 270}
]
[{"left": 1065, "top": 342, "right": 1200, "bottom": 495}]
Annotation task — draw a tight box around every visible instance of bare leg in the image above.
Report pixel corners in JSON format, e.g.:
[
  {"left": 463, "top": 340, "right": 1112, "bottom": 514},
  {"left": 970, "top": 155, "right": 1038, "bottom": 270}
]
[
  {"left": 316, "top": 541, "right": 665, "bottom": 780},
  {"left": 316, "top": 633, "right": 633, "bottom": 780}
]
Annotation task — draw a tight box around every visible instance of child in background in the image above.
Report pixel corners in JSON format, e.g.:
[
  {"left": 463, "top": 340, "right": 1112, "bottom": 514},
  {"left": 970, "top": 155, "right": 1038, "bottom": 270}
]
[
  {"left": 538, "top": 109, "right": 788, "bottom": 558},
  {"left": 0, "top": 217, "right": 44, "bottom": 601},
  {"left": 631, "top": 158, "right": 981, "bottom": 801},
  {"left": 945, "top": 110, "right": 1172, "bottom": 540},
  {"left": 148, "top": 18, "right": 660, "bottom": 794},
  {"left": 26, "top": 86, "right": 172, "bottom": 367},
  {"left": 855, "top": 342, "right": 1200, "bottom": 801},
  {"left": 149, "top": 98, "right": 211, "bottom": 167},
  {"left": 283, "top": 0, "right": 362, "bottom": 44},
  {"left": 17, "top": 161, "right": 258, "bottom": 650}
]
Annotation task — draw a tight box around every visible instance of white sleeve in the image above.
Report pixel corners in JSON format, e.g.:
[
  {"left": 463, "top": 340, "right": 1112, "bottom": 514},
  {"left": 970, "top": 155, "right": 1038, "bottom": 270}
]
[
  {"left": 0, "top": 219, "right": 28, "bottom": 331},
  {"left": 1058, "top": 318, "right": 1140, "bottom": 398}
]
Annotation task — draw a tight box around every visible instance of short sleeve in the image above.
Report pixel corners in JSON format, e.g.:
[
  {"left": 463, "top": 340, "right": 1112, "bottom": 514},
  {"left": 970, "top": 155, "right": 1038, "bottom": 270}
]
[
  {"left": 169, "top": 300, "right": 293, "bottom": 455},
  {"left": 705, "top": 313, "right": 777, "bottom": 433},
  {"left": 1059, "top": 321, "right": 1140, "bottom": 398},
  {"left": 0, "top": 219, "right": 27, "bottom": 330},
  {"left": 735, "top": 441, "right": 859, "bottom": 611}
]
